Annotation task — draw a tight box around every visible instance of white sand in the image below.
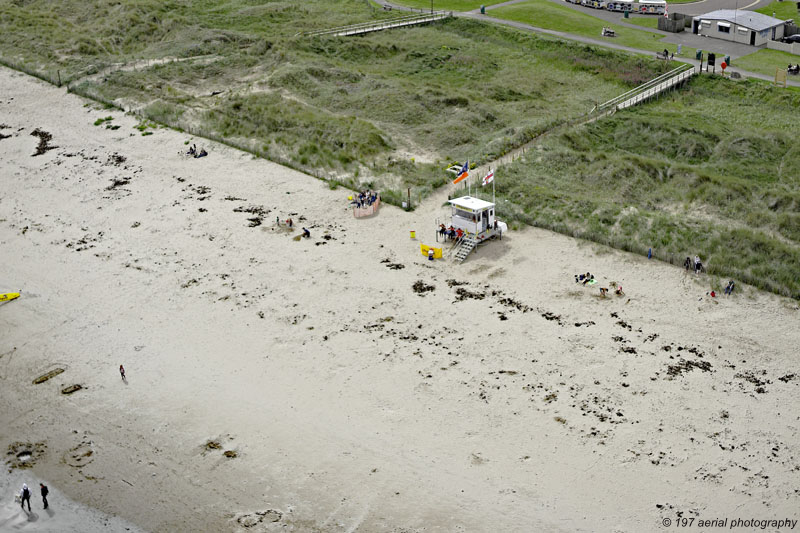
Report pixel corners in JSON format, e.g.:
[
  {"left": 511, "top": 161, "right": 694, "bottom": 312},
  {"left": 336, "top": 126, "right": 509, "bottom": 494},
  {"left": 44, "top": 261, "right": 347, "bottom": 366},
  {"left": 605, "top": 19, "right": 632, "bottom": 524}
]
[
  {"left": 1, "top": 65, "right": 799, "bottom": 532},
  {"left": 0, "top": 467, "right": 144, "bottom": 532}
]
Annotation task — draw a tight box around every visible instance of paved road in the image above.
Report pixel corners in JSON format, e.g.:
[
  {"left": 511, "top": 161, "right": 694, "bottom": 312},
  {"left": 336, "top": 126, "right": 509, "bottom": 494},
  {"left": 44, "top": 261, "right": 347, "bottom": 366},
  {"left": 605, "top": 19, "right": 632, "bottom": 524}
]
[{"left": 377, "top": 0, "right": 800, "bottom": 86}]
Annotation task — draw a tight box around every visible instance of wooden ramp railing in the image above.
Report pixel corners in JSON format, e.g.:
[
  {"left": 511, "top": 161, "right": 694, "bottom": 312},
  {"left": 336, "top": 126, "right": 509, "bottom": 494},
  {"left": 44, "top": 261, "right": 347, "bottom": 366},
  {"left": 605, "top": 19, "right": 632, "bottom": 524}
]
[
  {"left": 592, "top": 63, "right": 695, "bottom": 116},
  {"left": 300, "top": 12, "right": 451, "bottom": 38}
]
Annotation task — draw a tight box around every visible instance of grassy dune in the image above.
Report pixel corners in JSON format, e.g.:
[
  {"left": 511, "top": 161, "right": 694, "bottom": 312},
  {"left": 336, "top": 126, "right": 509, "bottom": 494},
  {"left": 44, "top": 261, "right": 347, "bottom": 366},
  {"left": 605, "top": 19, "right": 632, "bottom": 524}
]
[
  {"left": 497, "top": 76, "right": 800, "bottom": 297},
  {"left": 0, "top": 0, "right": 671, "bottom": 198}
]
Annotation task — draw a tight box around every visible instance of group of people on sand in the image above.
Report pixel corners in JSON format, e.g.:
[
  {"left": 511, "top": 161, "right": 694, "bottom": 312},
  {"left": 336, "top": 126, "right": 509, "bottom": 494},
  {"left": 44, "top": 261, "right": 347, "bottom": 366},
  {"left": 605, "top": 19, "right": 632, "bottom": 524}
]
[
  {"left": 575, "top": 272, "right": 624, "bottom": 297},
  {"left": 186, "top": 144, "right": 207, "bottom": 158},
  {"left": 439, "top": 224, "right": 465, "bottom": 242},
  {"left": 275, "top": 216, "right": 311, "bottom": 238},
  {"left": 16, "top": 483, "right": 48, "bottom": 512},
  {"left": 352, "top": 190, "right": 378, "bottom": 209}
]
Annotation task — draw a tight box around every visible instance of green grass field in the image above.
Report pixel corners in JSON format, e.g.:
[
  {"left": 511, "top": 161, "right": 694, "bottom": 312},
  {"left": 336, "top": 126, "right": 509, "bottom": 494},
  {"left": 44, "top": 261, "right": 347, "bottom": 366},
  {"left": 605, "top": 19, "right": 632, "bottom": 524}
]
[
  {"left": 490, "top": 0, "right": 695, "bottom": 57},
  {"left": 756, "top": 0, "right": 799, "bottom": 20},
  {"left": 496, "top": 76, "right": 800, "bottom": 297},
  {"left": 733, "top": 49, "right": 800, "bottom": 78}
]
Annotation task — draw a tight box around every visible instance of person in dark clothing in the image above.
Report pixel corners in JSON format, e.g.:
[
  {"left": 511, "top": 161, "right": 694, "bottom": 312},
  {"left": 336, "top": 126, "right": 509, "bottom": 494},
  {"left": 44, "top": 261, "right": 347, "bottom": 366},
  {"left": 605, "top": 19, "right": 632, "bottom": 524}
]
[
  {"left": 684, "top": 257, "right": 691, "bottom": 271},
  {"left": 724, "top": 280, "right": 735, "bottom": 295},
  {"left": 20, "top": 484, "right": 31, "bottom": 512},
  {"left": 40, "top": 483, "right": 49, "bottom": 509},
  {"left": 120, "top": 364, "right": 126, "bottom": 381},
  {"left": 302, "top": 227, "right": 311, "bottom": 238}
]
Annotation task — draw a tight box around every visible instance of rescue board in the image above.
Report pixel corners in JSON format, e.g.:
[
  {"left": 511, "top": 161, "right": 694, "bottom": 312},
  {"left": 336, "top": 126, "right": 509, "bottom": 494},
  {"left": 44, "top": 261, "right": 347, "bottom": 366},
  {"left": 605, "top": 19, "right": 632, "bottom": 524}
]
[{"left": 0, "top": 293, "right": 20, "bottom": 302}]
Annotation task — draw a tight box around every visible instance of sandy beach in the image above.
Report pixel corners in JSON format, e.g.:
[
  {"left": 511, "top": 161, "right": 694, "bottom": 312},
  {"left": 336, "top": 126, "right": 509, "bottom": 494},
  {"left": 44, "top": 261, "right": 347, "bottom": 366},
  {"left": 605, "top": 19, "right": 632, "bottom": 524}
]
[{"left": 1, "top": 65, "right": 799, "bottom": 532}]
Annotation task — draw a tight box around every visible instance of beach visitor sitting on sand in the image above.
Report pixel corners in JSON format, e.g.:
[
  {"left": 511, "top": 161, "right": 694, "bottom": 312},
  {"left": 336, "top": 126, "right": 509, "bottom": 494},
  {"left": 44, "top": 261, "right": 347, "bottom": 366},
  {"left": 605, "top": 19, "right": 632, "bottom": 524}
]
[
  {"left": 187, "top": 144, "right": 196, "bottom": 156},
  {"left": 600, "top": 287, "right": 608, "bottom": 297},
  {"left": 582, "top": 272, "right": 594, "bottom": 285},
  {"left": 302, "top": 227, "right": 310, "bottom": 238},
  {"left": 194, "top": 147, "right": 207, "bottom": 159},
  {"left": 615, "top": 285, "right": 624, "bottom": 296},
  {"left": 724, "top": 280, "right": 735, "bottom": 295}
]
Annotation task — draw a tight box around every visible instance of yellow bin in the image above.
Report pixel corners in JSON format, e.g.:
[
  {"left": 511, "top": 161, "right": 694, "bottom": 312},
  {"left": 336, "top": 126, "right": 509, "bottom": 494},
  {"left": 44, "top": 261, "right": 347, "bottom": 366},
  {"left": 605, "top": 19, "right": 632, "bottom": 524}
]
[{"left": 410, "top": 230, "right": 416, "bottom": 239}]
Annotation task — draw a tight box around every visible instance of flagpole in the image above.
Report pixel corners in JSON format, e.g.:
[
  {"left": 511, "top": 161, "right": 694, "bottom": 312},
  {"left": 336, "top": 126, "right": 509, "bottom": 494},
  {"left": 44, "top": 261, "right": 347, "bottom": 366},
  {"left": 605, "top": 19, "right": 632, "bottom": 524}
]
[{"left": 492, "top": 170, "right": 495, "bottom": 204}]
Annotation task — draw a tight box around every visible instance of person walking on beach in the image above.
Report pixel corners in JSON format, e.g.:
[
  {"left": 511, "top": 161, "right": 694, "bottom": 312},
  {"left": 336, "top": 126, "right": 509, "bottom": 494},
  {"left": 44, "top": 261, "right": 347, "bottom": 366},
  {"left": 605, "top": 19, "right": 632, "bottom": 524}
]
[
  {"left": 20, "top": 483, "right": 31, "bottom": 512},
  {"left": 119, "top": 364, "right": 126, "bottom": 381},
  {"left": 40, "top": 483, "right": 49, "bottom": 509}
]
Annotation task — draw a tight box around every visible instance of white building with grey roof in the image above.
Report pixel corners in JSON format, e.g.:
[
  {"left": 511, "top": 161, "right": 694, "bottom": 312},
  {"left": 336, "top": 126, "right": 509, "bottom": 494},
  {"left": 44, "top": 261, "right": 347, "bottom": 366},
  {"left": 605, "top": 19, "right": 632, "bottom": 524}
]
[{"left": 694, "top": 9, "right": 786, "bottom": 46}]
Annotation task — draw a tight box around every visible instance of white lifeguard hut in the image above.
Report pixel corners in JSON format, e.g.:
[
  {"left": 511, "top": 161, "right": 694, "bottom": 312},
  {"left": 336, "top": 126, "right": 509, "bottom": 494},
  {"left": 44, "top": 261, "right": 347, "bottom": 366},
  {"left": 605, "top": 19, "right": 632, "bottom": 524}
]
[{"left": 445, "top": 196, "right": 507, "bottom": 262}]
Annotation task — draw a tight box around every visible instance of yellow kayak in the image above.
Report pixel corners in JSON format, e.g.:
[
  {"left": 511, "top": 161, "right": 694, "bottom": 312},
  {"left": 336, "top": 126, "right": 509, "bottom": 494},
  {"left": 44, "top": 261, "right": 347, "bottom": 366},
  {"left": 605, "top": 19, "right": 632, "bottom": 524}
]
[{"left": 0, "top": 293, "right": 20, "bottom": 302}]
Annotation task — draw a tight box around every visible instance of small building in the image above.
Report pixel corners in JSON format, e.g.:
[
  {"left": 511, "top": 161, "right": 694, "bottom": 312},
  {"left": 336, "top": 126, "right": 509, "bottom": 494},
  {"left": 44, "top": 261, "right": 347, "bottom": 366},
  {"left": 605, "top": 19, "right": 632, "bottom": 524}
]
[
  {"left": 448, "top": 196, "right": 498, "bottom": 237},
  {"left": 694, "top": 10, "right": 785, "bottom": 46},
  {"left": 445, "top": 196, "right": 508, "bottom": 262}
]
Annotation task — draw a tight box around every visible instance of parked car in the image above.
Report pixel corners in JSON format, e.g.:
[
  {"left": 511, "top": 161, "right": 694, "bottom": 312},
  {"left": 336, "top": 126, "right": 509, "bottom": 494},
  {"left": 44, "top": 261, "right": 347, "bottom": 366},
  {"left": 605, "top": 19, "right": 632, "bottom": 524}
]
[{"left": 783, "top": 34, "right": 800, "bottom": 43}]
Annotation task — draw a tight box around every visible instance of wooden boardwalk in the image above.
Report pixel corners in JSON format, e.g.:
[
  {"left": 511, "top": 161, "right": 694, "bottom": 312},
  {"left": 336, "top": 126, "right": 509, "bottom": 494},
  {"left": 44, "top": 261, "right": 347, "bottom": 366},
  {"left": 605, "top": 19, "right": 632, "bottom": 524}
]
[
  {"left": 594, "top": 63, "right": 696, "bottom": 114},
  {"left": 301, "top": 12, "right": 451, "bottom": 38}
]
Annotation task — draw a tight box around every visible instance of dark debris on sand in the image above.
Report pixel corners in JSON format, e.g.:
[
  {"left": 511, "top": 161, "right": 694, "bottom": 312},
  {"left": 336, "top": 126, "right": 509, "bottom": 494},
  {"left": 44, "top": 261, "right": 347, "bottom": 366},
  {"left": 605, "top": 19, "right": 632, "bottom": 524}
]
[
  {"left": 31, "top": 128, "right": 57, "bottom": 156},
  {"left": 454, "top": 287, "right": 485, "bottom": 301},
  {"left": 412, "top": 280, "right": 435, "bottom": 295},
  {"left": 380, "top": 259, "right": 405, "bottom": 270},
  {"left": 666, "top": 359, "right": 712, "bottom": 377}
]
